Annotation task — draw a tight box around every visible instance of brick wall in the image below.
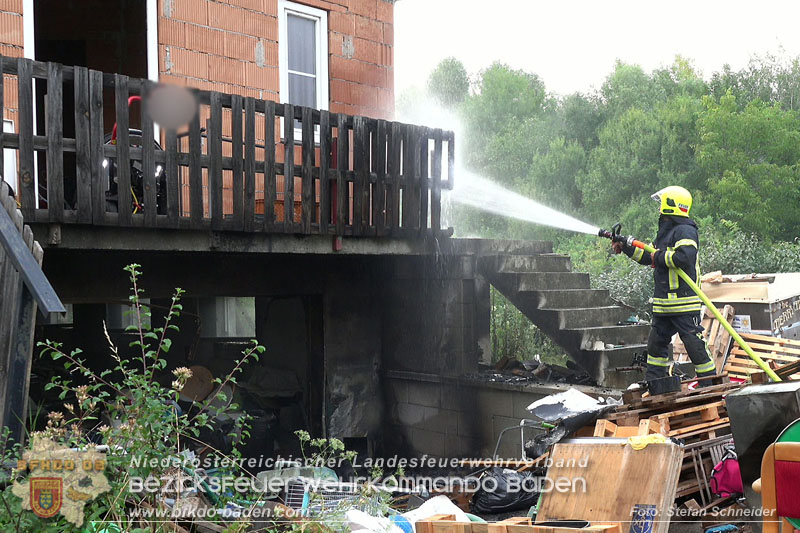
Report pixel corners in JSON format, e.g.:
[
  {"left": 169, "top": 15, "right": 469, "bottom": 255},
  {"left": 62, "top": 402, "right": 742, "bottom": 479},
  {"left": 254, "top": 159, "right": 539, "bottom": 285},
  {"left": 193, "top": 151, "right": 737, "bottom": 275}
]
[
  {"left": 158, "top": 0, "right": 394, "bottom": 119},
  {"left": 0, "top": 0, "right": 22, "bottom": 124}
]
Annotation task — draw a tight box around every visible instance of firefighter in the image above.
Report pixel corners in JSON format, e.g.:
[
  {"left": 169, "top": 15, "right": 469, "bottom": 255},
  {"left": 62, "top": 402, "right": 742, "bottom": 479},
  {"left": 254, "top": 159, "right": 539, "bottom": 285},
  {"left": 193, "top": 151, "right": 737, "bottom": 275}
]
[{"left": 612, "top": 186, "right": 716, "bottom": 382}]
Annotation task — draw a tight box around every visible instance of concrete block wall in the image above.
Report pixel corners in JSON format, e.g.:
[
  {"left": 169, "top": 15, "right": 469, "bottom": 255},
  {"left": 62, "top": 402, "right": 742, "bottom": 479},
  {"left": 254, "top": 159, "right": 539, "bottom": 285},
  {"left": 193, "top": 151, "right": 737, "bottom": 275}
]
[
  {"left": 380, "top": 254, "right": 488, "bottom": 378},
  {"left": 384, "top": 376, "right": 615, "bottom": 459},
  {"left": 158, "top": 0, "right": 394, "bottom": 119}
]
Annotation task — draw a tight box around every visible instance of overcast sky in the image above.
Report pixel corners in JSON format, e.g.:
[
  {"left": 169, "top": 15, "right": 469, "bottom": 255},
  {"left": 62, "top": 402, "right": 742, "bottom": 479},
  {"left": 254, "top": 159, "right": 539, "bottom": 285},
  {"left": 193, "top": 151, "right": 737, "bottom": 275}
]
[{"left": 394, "top": 0, "right": 800, "bottom": 97}]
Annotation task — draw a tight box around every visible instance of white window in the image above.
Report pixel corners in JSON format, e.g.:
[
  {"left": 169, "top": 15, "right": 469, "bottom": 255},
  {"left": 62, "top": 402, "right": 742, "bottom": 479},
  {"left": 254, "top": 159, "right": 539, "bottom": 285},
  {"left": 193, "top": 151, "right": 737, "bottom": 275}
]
[{"left": 278, "top": 0, "right": 329, "bottom": 116}]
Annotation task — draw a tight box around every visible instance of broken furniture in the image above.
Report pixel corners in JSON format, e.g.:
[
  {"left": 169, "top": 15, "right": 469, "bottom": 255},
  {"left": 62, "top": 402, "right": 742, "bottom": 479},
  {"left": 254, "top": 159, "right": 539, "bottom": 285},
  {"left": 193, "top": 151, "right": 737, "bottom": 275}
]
[
  {"left": 535, "top": 440, "right": 682, "bottom": 533},
  {"left": 752, "top": 418, "right": 800, "bottom": 533}
]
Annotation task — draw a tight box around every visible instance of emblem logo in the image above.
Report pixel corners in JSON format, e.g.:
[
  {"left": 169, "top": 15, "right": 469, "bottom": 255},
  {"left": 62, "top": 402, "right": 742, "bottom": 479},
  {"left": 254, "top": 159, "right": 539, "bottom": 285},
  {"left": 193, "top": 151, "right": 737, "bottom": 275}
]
[{"left": 30, "top": 477, "right": 62, "bottom": 519}]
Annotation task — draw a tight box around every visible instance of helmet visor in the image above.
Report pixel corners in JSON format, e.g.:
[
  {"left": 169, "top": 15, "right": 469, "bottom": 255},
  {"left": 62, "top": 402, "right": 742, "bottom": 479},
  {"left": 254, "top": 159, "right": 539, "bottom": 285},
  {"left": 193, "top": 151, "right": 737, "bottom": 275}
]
[{"left": 651, "top": 191, "right": 662, "bottom": 203}]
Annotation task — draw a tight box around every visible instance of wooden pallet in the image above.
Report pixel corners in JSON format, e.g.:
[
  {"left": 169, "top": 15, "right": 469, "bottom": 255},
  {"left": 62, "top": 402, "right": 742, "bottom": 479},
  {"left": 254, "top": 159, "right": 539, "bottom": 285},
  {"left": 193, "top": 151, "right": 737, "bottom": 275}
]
[
  {"left": 672, "top": 305, "right": 735, "bottom": 372},
  {"left": 724, "top": 332, "right": 800, "bottom": 381}
]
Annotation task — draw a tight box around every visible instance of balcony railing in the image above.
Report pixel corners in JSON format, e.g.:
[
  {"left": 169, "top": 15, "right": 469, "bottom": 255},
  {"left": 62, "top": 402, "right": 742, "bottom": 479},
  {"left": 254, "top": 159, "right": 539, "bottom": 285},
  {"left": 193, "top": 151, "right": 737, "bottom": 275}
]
[{"left": 0, "top": 56, "right": 454, "bottom": 238}]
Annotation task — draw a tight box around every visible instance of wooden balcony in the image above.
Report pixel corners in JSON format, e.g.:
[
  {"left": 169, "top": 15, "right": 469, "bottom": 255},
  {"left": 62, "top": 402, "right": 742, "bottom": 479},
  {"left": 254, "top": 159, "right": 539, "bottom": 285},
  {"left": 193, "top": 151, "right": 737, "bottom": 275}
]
[{"left": 0, "top": 57, "right": 454, "bottom": 241}]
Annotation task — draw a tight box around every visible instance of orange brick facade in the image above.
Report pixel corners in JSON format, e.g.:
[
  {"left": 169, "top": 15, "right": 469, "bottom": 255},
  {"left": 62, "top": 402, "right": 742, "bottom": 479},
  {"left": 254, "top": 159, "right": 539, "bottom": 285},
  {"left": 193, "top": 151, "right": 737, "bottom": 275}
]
[
  {"left": 158, "top": 0, "right": 394, "bottom": 119},
  {"left": 0, "top": 0, "right": 394, "bottom": 121}
]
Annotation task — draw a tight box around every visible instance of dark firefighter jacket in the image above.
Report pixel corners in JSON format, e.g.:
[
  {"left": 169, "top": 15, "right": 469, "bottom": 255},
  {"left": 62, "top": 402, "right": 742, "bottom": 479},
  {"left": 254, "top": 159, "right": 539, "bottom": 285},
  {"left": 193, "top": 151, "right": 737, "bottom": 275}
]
[{"left": 622, "top": 215, "right": 701, "bottom": 315}]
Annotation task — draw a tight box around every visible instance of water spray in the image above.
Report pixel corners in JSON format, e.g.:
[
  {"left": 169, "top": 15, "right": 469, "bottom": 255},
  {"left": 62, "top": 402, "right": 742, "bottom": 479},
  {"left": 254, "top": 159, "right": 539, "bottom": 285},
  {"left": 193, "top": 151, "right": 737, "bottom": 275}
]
[{"left": 598, "top": 223, "right": 781, "bottom": 382}]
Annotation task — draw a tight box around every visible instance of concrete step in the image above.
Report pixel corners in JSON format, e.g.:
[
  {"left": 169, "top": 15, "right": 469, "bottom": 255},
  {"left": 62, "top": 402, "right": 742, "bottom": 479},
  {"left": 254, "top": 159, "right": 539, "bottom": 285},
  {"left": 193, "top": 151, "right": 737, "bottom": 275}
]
[
  {"left": 478, "top": 254, "right": 572, "bottom": 274},
  {"left": 548, "top": 306, "right": 633, "bottom": 329},
  {"left": 568, "top": 323, "right": 652, "bottom": 351},
  {"left": 494, "top": 272, "right": 591, "bottom": 292},
  {"left": 525, "top": 289, "right": 612, "bottom": 309},
  {"left": 452, "top": 239, "right": 554, "bottom": 255}
]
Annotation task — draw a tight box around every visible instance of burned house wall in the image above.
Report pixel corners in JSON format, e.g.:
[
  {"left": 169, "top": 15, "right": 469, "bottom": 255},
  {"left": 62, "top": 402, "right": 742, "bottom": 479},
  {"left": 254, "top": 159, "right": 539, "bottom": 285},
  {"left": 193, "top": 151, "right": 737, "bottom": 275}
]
[{"left": 378, "top": 251, "right": 494, "bottom": 458}]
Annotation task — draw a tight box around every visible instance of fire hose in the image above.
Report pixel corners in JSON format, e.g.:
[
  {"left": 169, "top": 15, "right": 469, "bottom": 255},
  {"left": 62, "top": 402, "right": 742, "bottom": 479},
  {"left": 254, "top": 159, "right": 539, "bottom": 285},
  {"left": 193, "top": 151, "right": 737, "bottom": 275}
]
[{"left": 598, "top": 223, "right": 781, "bottom": 382}]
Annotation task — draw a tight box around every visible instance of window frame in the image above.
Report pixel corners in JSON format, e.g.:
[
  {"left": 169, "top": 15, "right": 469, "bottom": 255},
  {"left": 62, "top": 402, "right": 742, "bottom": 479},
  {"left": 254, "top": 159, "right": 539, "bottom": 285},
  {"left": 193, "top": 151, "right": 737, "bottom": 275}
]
[{"left": 278, "top": 0, "right": 329, "bottom": 115}]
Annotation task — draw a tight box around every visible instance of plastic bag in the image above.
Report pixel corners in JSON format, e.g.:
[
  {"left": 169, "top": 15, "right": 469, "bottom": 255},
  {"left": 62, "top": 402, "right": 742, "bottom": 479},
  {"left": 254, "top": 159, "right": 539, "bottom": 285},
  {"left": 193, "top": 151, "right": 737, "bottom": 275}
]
[{"left": 471, "top": 468, "right": 539, "bottom": 514}]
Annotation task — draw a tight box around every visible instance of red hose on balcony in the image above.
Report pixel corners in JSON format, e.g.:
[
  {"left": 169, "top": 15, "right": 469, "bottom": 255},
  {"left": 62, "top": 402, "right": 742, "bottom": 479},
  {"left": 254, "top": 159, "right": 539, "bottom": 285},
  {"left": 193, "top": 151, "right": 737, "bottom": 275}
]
[{"left": 110, "top": 95, "right": 142, "bottom": 144}]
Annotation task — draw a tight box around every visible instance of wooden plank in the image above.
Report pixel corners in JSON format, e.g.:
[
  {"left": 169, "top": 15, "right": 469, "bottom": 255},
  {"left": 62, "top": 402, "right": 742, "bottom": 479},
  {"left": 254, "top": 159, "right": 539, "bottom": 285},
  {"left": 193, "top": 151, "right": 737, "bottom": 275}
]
[
  {"left": 46, "top": 62, "right": 64, "bottom": 222},
  {"left": 402, "top": 124, "right": 418, "bottom": 232},
  {"left": 741, "top": 332, "right": 800, "bottom": 346},
  {"left": 263, "top": 100, "right": 276, "bottom": 230},
  {"left": 0, "top": 194, "right": 64, "bottom": 315},
  {"left": 283, "top": 103, "right": 295, "bottom": 231},
  {"left": 300, "top": 106, "right": 314, "bottom": 234},
  {"left": 0, "top": 56, "right": 4, "bottom": 184},
  {"left": 387, "top": 121, "right": 401, "bottom": 234},
  {"left": 73, "top": 66, "right": 92, "bottom": 224},
  {"left": 536, "top": 442, "right": 682, "bottom": 533},
  {"left": 209, "top": 92, "right": 223, "bottom": 230},
  {"left": 374, "top": 119, "right": 387, "bottom": 236},
  {"left": 114, "top": 74, "right": 132, "bottom": 226},
  {"left": 446, "top": 130, "right": 455, "bottom": 190},
  {"left": 141, "top": 81, "right": 157, "bottom": 227},
  {"left": 165, "top": 128, "right": 179, "bottom": 227},
  {"left": 17, "top": 58, "right": 35, "bottom": 217},
  {"left": 88, "top": 70, "right": 105, "bottom": 224},
  {"left": 336, "top": 114, "right": 348, "bottom": 235},
  {"left": 431, "top": 128, "right": 443, "bottom": 235},
  {"left": 352, "top": 115, "right": 366, "bottom": 235},
  {"left": 418, "top": 127, "right": 429, "bottom": 234},
  {"left": 319, "top": 110, "right": 331, "bottom": 234},
  {"left": 230, "top": 94, "right": 243, "bottom": 230},
  {"left": 243, "top": 97, "right": 256, "bottom": 232},
  {"left": 188, "top": 108, "right": 203, "bottom": 225}
]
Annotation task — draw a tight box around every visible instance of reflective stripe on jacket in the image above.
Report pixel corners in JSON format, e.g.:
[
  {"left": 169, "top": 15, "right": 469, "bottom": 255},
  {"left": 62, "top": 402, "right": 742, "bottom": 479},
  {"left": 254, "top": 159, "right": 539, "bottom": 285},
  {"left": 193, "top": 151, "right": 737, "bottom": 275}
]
[{"left": 623, "top": 215, "right": 702, "bottom": 315}]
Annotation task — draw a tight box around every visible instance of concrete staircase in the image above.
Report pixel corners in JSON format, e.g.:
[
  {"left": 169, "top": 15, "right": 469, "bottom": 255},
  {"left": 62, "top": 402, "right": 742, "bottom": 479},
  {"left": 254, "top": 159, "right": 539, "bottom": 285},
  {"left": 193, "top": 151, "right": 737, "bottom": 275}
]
[{"left": 478, "top": 247, "right": 649, "bottom": 388}]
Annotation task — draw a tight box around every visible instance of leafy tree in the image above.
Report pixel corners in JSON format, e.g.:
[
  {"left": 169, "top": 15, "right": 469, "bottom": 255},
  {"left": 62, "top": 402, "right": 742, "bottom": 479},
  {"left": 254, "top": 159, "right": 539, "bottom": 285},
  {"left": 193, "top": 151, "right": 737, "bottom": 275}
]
[
  {"left": 427, "top": 57, "right": 470, "bottom": 108},
  {"left": 696, "top": 93, "right": 800, "bottom": 239}
]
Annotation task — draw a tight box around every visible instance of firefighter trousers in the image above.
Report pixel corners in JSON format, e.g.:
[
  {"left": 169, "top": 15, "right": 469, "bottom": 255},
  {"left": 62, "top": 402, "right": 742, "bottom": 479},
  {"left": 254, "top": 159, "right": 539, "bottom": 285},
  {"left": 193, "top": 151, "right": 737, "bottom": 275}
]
[{"left": 645, "top": 313, "right": 716, "bottom": 381}]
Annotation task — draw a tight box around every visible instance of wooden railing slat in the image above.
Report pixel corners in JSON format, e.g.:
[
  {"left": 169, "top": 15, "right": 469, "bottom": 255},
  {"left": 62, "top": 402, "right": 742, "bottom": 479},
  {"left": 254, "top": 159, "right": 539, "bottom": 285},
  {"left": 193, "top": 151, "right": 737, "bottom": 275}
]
[
  {"left": 230, "top": 94, "right": 243, "bottom": 231},
  {"left": 46, "top": 62, "right": 64, "bottom": 223},
  {"left": 401, "top": 123, "right": 415, "bottom": 233},
  {"left": 374, "top": 119, "right": 387, "bottom": 236},
  {"left": 352, "top": 116, "right": 366, "bottom": 236},
  {"left": 447, "top": 131, "right": 455, "bottom": 190},
  {"left": 283, "top": 103, "right": 295, "bottom": 231},
  {"left": 141, "top": 81, "right": 157, "bottom": 227},
  {"left": 114, "top": 74, "right": 132, "bottom": 226},
  {"left": 319, "top": 110, "right": 331, "bottom": 234},
  {"left": 418, "top": 127, "right": 429, "bottom": 235},
  {"left": 301, "top": 106, "right": 314, "bottom": 234},
  {"left": 387, "top": 121, "right": 401, "bottom": 234},
  {"left": 165, "top": 128, "right": 179, "bottom": 227},
  {"left": 73, "top": 66, "right": 92, "bottom": 224},
  {"left": 209, "top": 91, "right": 223, "bottom": 231},
  {"left": 188, "top": 109, "right": 203, "bottom": 225},
  {"left": 336, "top": 113, "right": 348, "bottom": 235},
  {"left": 89, "top": 69, "right": 106, "bottom": 224},
  {"left": 431, "top": 128, "right": 443, "bottom": 235},
  {"left": 17, "top": 58, "right": 35, "bottom": 217},
  {"left": 243, "top": 97, "right": 256, "bottom": 232},
  {"left": 263, "top": 100, "right": 276, "bottom": 231}
]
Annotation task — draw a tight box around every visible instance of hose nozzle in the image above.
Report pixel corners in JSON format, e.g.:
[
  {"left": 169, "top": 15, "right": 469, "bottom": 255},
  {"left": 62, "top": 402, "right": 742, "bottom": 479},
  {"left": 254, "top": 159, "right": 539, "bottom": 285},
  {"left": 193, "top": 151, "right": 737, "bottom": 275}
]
[{"left": 598, "top": 223, "right": 624, "bottom": 242}]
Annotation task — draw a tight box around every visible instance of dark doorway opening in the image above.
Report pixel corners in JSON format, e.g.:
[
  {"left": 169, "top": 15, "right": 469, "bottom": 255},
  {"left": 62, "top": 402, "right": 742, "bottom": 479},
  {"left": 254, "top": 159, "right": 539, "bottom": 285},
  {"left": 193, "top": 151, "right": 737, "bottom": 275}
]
[{"left": 33, "top": 0, "right": 148, "bottom": 208}]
